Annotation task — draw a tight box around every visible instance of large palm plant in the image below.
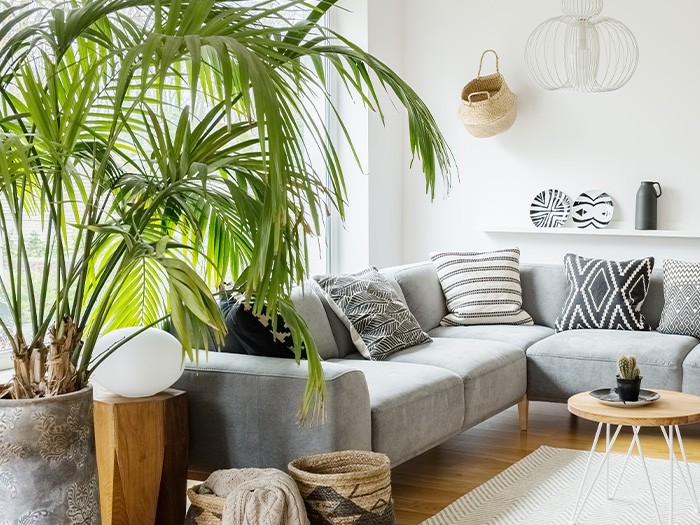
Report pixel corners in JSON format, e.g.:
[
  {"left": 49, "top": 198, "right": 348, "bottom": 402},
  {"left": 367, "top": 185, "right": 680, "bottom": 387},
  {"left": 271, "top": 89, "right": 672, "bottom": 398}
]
[{"left": 0, "top": 0, "right": 453, "bottom": 413}]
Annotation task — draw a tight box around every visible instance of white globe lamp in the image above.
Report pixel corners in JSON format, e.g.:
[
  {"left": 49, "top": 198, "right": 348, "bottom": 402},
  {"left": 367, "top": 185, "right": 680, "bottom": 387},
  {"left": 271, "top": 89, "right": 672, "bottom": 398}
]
[{"left": 91, "top": 327, "right": 184, "bottom": 397}]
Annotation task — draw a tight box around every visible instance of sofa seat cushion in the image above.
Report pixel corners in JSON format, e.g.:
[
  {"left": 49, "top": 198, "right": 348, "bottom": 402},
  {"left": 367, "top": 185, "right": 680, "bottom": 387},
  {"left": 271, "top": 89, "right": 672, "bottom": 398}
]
[
  {"left": 381, "top": 338, "right": 527, "bottom": 428},
  {"left": 527, "top": 329, "right": 698, "bottom": 402},
  {"left": 428, "top": 325, "right": 554, "bottom": 351},
  {"left": 681, "top": 343, "right": 700, "bottom": 395},
  {"left": 327, "top": 359, "right": 464, "bottom": 467}
]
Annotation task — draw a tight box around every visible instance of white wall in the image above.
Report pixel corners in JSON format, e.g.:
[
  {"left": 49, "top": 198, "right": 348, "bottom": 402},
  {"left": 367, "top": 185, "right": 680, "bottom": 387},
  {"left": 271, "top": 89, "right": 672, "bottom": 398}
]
[{"left": 395, "top": 0, "right": 700, "bottom": 265}]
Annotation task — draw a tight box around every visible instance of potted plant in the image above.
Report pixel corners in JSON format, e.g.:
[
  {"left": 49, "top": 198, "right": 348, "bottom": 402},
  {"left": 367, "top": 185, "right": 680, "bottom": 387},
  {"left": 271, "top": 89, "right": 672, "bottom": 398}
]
[
  {"left": 616, "top": 354, "right": 642, "bottom": 401},
  {"left": 0, "top": 1, "right": 454, "bottom": 521}
]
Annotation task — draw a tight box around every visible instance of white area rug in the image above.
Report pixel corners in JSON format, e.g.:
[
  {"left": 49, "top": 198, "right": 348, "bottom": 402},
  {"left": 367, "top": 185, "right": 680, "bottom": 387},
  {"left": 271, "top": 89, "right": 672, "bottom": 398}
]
[{"left": 423, "top": 445, "right": 700, "bottom": 524}]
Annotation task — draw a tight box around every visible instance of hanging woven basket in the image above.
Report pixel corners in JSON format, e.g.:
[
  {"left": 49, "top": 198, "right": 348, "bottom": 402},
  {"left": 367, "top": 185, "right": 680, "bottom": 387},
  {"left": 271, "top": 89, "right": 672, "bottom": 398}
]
[
  {"left": 288, "top": 450, "right": 394, "bottom": 525},
  {"left": 458, "top": 49, "right": 518, "bottom": 138}
]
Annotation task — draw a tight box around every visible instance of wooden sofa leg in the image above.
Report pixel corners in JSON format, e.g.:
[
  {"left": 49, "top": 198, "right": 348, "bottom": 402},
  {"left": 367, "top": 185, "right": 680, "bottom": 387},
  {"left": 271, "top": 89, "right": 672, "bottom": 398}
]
[{"left": 518, "top": 395, "right": 529, "bottom": 431}]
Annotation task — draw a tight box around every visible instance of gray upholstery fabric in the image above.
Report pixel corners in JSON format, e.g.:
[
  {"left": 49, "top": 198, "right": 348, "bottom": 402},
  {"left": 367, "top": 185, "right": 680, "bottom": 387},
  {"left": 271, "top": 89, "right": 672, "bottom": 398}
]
[
  {"left": 520, "top": 264, "right": 568, "bottom": 329},
  {"left": 382, "top": 262, "right": 447, "bottom": 332},
  {"left": 429, "top": 325, "right": 554, "bottom": 351},
  {"left": 384, "top": 338, "right": 527, "bottom": 428},
  {"left": 527, "top": 329, "right": 698, "bottom": 402},
  {"left": 640, "top": 269, "right": 664, "bottom": 330},
  {"left": 174, "top": 352, "right": 371, "bottom": 472},
  {"left": 291, "top": 285, "right": 338, "bottom": 359},
  {"left": 316, "top": 291, "right": 358, "bottom": 358},
  {"left": 681, "top": 343, "right": 700, "bottom": 395},
  {"left": 312, "top": 275, "right": 414, "bottom": 359},
  {"left": 328, "top": 359, "right": 464, "bottom": 466}
]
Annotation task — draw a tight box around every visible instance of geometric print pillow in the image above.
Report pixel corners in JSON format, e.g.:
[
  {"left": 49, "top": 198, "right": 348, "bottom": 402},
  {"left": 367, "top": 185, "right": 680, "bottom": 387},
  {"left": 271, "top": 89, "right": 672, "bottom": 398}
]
[
  {"left": 313, "top": 267, "right": 431, "bottom": 360},
  {"left": 430, "top": 248, "right": 533, "bottom": 326},
  {"left": 658, "top": 259, "right": 700, "bottom": 338},
  {"left": 555, "top": 253, "right": 654, "bottom": 332}
]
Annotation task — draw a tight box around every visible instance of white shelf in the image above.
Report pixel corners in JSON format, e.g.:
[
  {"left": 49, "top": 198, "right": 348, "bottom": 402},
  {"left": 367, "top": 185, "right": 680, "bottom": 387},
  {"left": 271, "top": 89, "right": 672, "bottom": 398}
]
[{"left": 484, "top": 226, "right": 700, "bottom": 239}]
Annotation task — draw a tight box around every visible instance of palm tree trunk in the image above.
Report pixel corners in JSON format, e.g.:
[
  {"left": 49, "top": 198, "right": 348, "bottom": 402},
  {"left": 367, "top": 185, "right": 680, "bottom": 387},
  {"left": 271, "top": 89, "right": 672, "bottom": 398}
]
[
  {"left": 4, "top": 351, "right": 33, "bottom": 399},
  {"left": 46, "top": 316, "right": 79, "bottom": 396}
]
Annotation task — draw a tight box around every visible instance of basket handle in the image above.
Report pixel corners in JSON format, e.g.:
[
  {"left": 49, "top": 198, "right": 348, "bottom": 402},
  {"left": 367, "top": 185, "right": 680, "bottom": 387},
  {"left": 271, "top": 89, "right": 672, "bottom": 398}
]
[
  {"left": 477, "top": 49, "right": 500, "bottom": 78},
  {"left": 467, "top": 91, "right": 491, "bottom": 105}
]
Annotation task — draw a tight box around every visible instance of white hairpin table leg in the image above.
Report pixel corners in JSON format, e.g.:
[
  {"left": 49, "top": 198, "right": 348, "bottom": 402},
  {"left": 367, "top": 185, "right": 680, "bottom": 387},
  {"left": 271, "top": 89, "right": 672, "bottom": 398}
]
[
  {"left": 675, "top": 425, "right": 700, "bottom": 513},
  {"left": 570, "top": 423, "right": 622, "bottom": 524},
  {"left": 631, "top": 426, "right": 662, "bottom": 525}
]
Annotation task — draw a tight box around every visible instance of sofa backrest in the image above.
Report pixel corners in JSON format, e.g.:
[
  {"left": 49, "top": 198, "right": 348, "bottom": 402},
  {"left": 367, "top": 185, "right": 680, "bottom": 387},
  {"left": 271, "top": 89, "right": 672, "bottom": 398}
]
[
  {"left": 640, "top": 269, "right": 664, "bottom": 328},
  {"left": 292, "top": 260, "right": 668, "bottom": 356},
  {"left": 519, "top": 264, "right": 567, "bottom": 328},
  {"left": 290, "top": 285, "right": 340, "bottom": 359},
  {"left": 385, "top": 261, "right": 667, "bottom": 331},
  {"left": 382, "top": 262, "right": 447, "bottom": 332},
  {"left": 292, "top": 276, "right": 410, "bottom": 359}
]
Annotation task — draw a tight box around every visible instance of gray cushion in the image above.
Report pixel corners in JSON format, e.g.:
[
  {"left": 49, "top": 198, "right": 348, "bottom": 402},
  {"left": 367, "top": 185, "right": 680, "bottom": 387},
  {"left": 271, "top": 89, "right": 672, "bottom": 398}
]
[
  {"left": 520, "top": 264, "right": 569, "bottom": 329},
  {"left": 527, "top": 329, "right": 699, "bottom": 402},
  {"left": 682, "top": 343, "right": 700, "bottom": 395},
  {"left": 429, "top": 325, "right": 554, "bottom": 351},
  {"left": 383, "top": 262, "right": 447, "bottom": 332},
  {"left": 328, "top": 359, "right": 464, "bottom": 467},
  {"left": 291, "top": 285, "right": 339, "bottom": 359},
  {"left": 317, "top": 292, "right": 358, "bottom": 358},
  {"left": 383, "top": 338, "right": 527, "bottom": 428}
]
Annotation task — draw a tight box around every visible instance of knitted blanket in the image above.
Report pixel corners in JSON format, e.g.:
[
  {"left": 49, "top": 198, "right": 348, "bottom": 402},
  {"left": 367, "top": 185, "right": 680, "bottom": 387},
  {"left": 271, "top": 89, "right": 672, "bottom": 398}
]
[{"left": 200, "top": 468, "right": 309, "bottom": 525}]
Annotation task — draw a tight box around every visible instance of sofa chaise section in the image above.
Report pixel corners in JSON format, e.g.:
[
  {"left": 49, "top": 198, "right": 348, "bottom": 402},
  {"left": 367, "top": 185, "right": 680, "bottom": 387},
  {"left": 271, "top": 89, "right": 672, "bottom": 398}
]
[
  {"left": 176, "top": 353, "right": 372, "bottom": 474},
  {"left": 681, "top": 343, "right": 700, "bottom": 395},
  {"left": 527, "top": 330, "right": 699, "bottom": 403}
]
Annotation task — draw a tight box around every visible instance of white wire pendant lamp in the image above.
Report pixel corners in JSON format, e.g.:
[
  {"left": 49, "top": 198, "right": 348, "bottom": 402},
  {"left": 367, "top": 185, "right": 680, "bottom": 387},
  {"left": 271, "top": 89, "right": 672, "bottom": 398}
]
[{"left": 525, "top": 0, "right": 638, "bottom": 92}]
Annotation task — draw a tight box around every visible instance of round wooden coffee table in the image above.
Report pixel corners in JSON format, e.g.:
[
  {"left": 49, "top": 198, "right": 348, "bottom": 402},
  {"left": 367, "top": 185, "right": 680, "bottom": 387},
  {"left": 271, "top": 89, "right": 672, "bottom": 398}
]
[{"left": 568, "top": 390, "right": 700, "bottom": 525}]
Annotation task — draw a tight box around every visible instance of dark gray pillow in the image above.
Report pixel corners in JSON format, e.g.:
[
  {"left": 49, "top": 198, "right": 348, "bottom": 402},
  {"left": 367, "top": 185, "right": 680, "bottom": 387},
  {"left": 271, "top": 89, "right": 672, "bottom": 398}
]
[
  {"left": 313, "top": 267, "right": 431, "bottom": 360},
  {"left": 555, "top": 253, "right": 654, "bottom": 332},
  {"left": 658, "top": 259, "right": 700, "bottom": 338}
]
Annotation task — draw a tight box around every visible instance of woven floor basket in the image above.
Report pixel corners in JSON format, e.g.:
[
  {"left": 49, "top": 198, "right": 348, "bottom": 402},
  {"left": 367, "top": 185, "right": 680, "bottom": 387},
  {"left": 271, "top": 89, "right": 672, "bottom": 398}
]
[
  {"left": 458, "top": 49, "right": 517, "bottom": 138},
  {"left": 288, "top": 450, "right": 395, "bottom": 525},
  {"left": 185, "top": 484, "right": 224, "bottom": 525}
]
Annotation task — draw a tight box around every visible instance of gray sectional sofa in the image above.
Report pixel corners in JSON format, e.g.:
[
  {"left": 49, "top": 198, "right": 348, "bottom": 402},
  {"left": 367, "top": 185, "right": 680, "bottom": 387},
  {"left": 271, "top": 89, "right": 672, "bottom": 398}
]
[{"left": 175, "top": 261, "right": 700, "bottom": 474}]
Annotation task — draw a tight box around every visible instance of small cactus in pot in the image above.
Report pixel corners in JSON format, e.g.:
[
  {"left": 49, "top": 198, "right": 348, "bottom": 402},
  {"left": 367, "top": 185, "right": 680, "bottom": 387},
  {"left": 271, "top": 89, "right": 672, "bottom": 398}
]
[{"left": 616, "top": 355, "right": 642, "bottom": 401}]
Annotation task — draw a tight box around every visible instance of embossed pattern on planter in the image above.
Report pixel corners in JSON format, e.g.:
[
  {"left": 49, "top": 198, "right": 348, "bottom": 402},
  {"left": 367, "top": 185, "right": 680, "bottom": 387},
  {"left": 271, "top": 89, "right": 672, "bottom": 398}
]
[{"left": 0, "top": 386, "right": 100, "bottom": 524}]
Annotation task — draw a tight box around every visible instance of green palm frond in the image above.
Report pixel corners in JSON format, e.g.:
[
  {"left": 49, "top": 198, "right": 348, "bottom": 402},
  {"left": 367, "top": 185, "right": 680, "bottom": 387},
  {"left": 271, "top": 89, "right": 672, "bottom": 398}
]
[{"left": 0, "top": 0, "right": 455, "bottom": 414}]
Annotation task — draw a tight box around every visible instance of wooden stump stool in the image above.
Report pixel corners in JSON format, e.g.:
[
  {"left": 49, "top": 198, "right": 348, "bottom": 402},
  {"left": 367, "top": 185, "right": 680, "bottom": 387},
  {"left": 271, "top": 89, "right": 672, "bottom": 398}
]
[{"left": 94, "top": 388, "right": 188, "bottom": 525}]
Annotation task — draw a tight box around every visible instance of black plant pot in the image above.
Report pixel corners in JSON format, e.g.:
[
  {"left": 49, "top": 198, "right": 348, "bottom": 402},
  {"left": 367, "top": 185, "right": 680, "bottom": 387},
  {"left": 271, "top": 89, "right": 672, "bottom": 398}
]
[{"left": 617, "top": 376, "right": 642, "bottom": 402}]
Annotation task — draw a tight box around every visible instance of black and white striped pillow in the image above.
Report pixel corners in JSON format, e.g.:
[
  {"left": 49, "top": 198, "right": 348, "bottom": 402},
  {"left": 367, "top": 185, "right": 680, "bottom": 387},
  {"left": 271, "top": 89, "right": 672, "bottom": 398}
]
[{"left": 430, "top": 248, "right": 533, "bottom": 326}]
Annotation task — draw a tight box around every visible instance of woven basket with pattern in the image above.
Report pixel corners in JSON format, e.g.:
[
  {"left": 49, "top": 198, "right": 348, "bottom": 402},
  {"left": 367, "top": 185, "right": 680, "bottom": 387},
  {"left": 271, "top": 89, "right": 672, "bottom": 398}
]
[
  {"left": 288, "top": 450, "right": 394, "bottom": 525},
  {"left": 458, "top": 49, "right": 517, "bottom": 138},
  {"left": 184, "top": 483, "right": 224, "bottom": 525}
]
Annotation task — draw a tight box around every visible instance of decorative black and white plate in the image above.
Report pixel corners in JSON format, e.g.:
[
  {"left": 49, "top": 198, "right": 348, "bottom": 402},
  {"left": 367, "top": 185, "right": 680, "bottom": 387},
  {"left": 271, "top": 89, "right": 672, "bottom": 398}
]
[
  {"left": 589, "top": 388, "right": 660, "bottom": 407},
  {"left": 529, "top": 189, "right": 571, "bottom": 228},
  {"left": 572, "top": 190, "right": 614, "bottom": 229}
]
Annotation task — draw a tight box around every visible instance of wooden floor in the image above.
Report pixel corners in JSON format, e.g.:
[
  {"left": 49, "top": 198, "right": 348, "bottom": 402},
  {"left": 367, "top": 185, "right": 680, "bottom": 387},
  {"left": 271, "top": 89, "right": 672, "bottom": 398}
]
[{"left": 391, "top": 400, "right": 700, "bottom": 524}]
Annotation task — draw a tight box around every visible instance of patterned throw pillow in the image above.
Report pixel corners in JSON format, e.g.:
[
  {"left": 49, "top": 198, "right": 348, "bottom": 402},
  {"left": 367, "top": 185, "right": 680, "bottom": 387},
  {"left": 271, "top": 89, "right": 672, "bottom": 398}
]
[
  {"left": 658, "top": 259, "right": 700, "bottom": 338},
  {"left": 555, "top": 253, "right": 654, "bottom": 332},
  {"left": 430, "top": 248, "right": 533, "bottom": 326},
  {"left": 313, "top": 267, "right": 431, "bottom": 360},
  {"left": 219, "top": 296, "right": 302, "bottom": 359}
]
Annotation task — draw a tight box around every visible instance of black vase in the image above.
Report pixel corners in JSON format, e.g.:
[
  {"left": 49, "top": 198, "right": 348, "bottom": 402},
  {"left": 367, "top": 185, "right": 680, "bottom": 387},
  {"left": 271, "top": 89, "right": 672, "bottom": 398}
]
[
  {"left": 616, "top": 376, "right": 642, "bottom": 402},
  {"left": 635, "top": 181, "right": 662, "bottom": 230}
]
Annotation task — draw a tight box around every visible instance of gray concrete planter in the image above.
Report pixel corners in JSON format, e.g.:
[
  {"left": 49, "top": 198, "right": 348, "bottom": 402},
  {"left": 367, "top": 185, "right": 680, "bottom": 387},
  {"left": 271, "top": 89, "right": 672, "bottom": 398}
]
[{"left": 0, "top": 385, "right": 100, "bottom": 524}]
